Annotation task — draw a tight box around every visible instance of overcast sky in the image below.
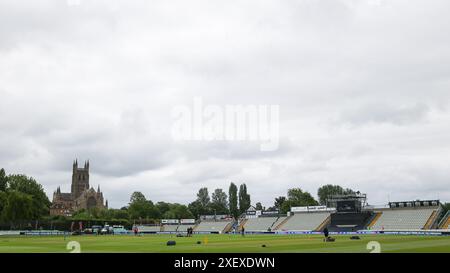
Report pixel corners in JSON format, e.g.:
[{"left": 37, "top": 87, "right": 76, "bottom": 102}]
[{"left": 1, "top": 0, "right": 450, "bottom": 209}]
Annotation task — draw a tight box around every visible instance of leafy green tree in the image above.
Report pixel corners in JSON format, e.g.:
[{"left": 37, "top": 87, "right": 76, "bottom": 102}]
[
  {"left": 274, "top": 196, "right": 286, "bottom": 211},
  {"left": 7, "top": 174, "right": 50, "bottom": 219},
  {"left": 287, "top": 188, "right": 318, "bottom": 206},
  {"left": 238, "top": 184, "right": 251, "bottom": 214},
  {"left": 279, "top": 188, "right": 319, "bottom": 213},
  {"left": 111, "top": 208, "right": 129, "bottom": 219},
  {"left": 128, "top": 192, "right": 153, "bottom": 220},
  {"left": 3, "top": 190, "right": 33, "bottom": 225},
  {"left": 317, "top": 184, "right": 355, "bottom": 205},
  {"left": 188, "top": 200, "right": 203, "bottom": 219},
  {"left": 197, "top": 188, "right": 211, "bottom": 209},
  {"left": 0, "top": 168, "right": 7, "bottom": 192},
  {"left": 99, "top": 208, "right": 115, "bottom": 220},
  {"left": 147, "top": 200, "right": 161, "bottom": 219},
  {"left": 255, "top": 202, "right": 263, "bottom": 211},
  {"left": 163, "top": 203, "right": 193, "bottom": 219},
  {"left": 0, "top": 191, "right": 7, "bottom": 220},
  {"left": 129, "top": 202, "right": 151, "bottom": 219},
  {"left": 211, "top": 188, "right": 228, "bottom": 214},
  {"left": 228, "top": 182, "right": 239, "bottom": 219},
  {"left": 442, "top": 203, "right": 450, "bottom": 214},
  {"left": 72, "top": 209, "right": 94, "bottom": 220},
  {"left": 155, "top": 202, "right": 171, "bottom": 216},
  {"left": 88, "top": 207, "right": 102, "bottom": 219},
  {"left": 280, "top": 201, "right": 291, "bottom": 214},
  {"left": 188, "top": 188, "right": 211, "bottom": 217},
  {"left": 130, "top": 191, "right": 147, "bottom": 203}
]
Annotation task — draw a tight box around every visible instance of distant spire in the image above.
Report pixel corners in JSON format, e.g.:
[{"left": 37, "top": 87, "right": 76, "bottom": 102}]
[{"left": 97, "top": 185, "right": 100, "bottom": 193}]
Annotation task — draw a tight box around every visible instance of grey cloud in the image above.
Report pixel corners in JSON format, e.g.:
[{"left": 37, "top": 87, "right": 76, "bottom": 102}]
[
  {"left": 340, "top": 103, "right": 430, "bottom": 126},
  {"left": 0, "top": 0, "right": 449, "bottom": 206}
]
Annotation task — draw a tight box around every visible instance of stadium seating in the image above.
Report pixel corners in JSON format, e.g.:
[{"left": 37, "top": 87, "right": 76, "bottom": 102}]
[
  {"left": 237, "top": 219, "right": 248, "bottom": 232},
  {"left": 194, "top": 221, "right": 232, "bottom": 233},
  {"left": 439, "top": 212, "right": 450, "bottom": 229},
  {"left": 243, "top": 217, "right": 286, "bottom": 232},
  {"left": 423, "top": 210, "right": 438, "bottom": 229},
  {"left": 0, "top": 231, "right": 23, "bottom": 236},
  {"left": 135, "top": 225, "right": 161, "bottom": 232},
  {"left": 276, "top": 212, "right": 330, "bottom": 231},
  {"left": 366, "top": 212, "right": 382, "bottom": 229},
  {"left": 162, "top": 224, "right": 179, "bottom": 232},
  {"left": 272, "top": 217, "right": 287, "bottom": 230},
  {"left": 273, "top": 216, "right": 291, "bottom": 230},
  {"left": 177, "top": 225, "right": 194, "bottom": 232},
  {"left": 223, "top": 222, "right": 234, "bottom": 233},
  {"left": 370, "top": 208, "right": 437, "bottom": 230}
]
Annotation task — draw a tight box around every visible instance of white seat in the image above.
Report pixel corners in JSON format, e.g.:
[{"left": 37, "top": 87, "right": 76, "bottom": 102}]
[
  {"left": 278, "top": 212, "right": 329, "bottom": 231},
  {"left": 371, "top": 208, "right": 435, "bottom": 230},
  {"left": 195, "top": 221, "right": 232, "bottom": 232},
  {"left": 244, "top": 217, "right": 286, "bottom": 231}
]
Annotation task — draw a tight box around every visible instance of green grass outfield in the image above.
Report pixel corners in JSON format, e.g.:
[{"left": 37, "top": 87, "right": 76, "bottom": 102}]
[{"left": 0, "top": 234, "right": 449, "bottom": 253}]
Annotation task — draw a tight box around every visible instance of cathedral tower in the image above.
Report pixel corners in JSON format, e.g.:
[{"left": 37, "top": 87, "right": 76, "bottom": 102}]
[
  {"left": 71, "top": 159, "right": 90, "bottom": 199},
  {"left": 51, "top": 160, "right": 107, "bottom": 216}
]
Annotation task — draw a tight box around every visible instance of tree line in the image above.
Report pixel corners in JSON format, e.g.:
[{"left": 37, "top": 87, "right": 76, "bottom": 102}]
[
  {"left": 121, "top": 182, "right": 251, "bottom": 222},
  {"left": 66, "top": 183, "right": 360, "bottom": 222},
  {"left": 0, "top": 169, "right": 51, "bottom": 228},
  {"left": 0, "top": 167, "right": 367, "bottom": 225},
  {"left": 1, "top": 167, "right": 448, "bottom": 227}
]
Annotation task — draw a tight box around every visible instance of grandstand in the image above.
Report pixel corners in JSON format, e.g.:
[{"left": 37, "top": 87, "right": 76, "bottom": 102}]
[
  {"left": 242, "top": 216, "right": 286, "bottom": 232},
  {"left": 264, "top": 197, "right": 447, "bottom": 233},
  {"left": 136, "top": 223, "right": 196, "bottom": 233},
  {"left": 177, "top": 224, "right": 194, "bottom": 232},
  {"left": 134, "top": 225, "right": 161, "bottom": 233},
  {"left": 328, "top": 211, "right": 373, "bottom": 232},
  {"left": 276, "top": 212, "right": 330, "bottom": 231},
  {"left": 370, "top": 207, "right": 438, "bottom": 230},
  {"left": 162, "top": 224, "right": 179, "bottom": 232},
  {"left": 439, "top": 211, "right": 450, "bottom": 229},
  {"left": 132, "top": 198, "right": 447, "bottom": 235},
  {"left": 325, "top": 193, "right": 374, "bottom": 232},
  {"left": 194, "top": 220, "right": 233, "bottom": 233}
]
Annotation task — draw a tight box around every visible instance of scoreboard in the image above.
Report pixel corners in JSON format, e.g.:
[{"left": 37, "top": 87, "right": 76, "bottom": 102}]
[{"left": 336, "top": 200, "right": 361, "bottom": 213}]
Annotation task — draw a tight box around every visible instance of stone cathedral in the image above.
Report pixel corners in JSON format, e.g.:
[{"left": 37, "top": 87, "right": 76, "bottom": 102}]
[{"left": 50, "top": 160, "right": 108, "bottom": 216}]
